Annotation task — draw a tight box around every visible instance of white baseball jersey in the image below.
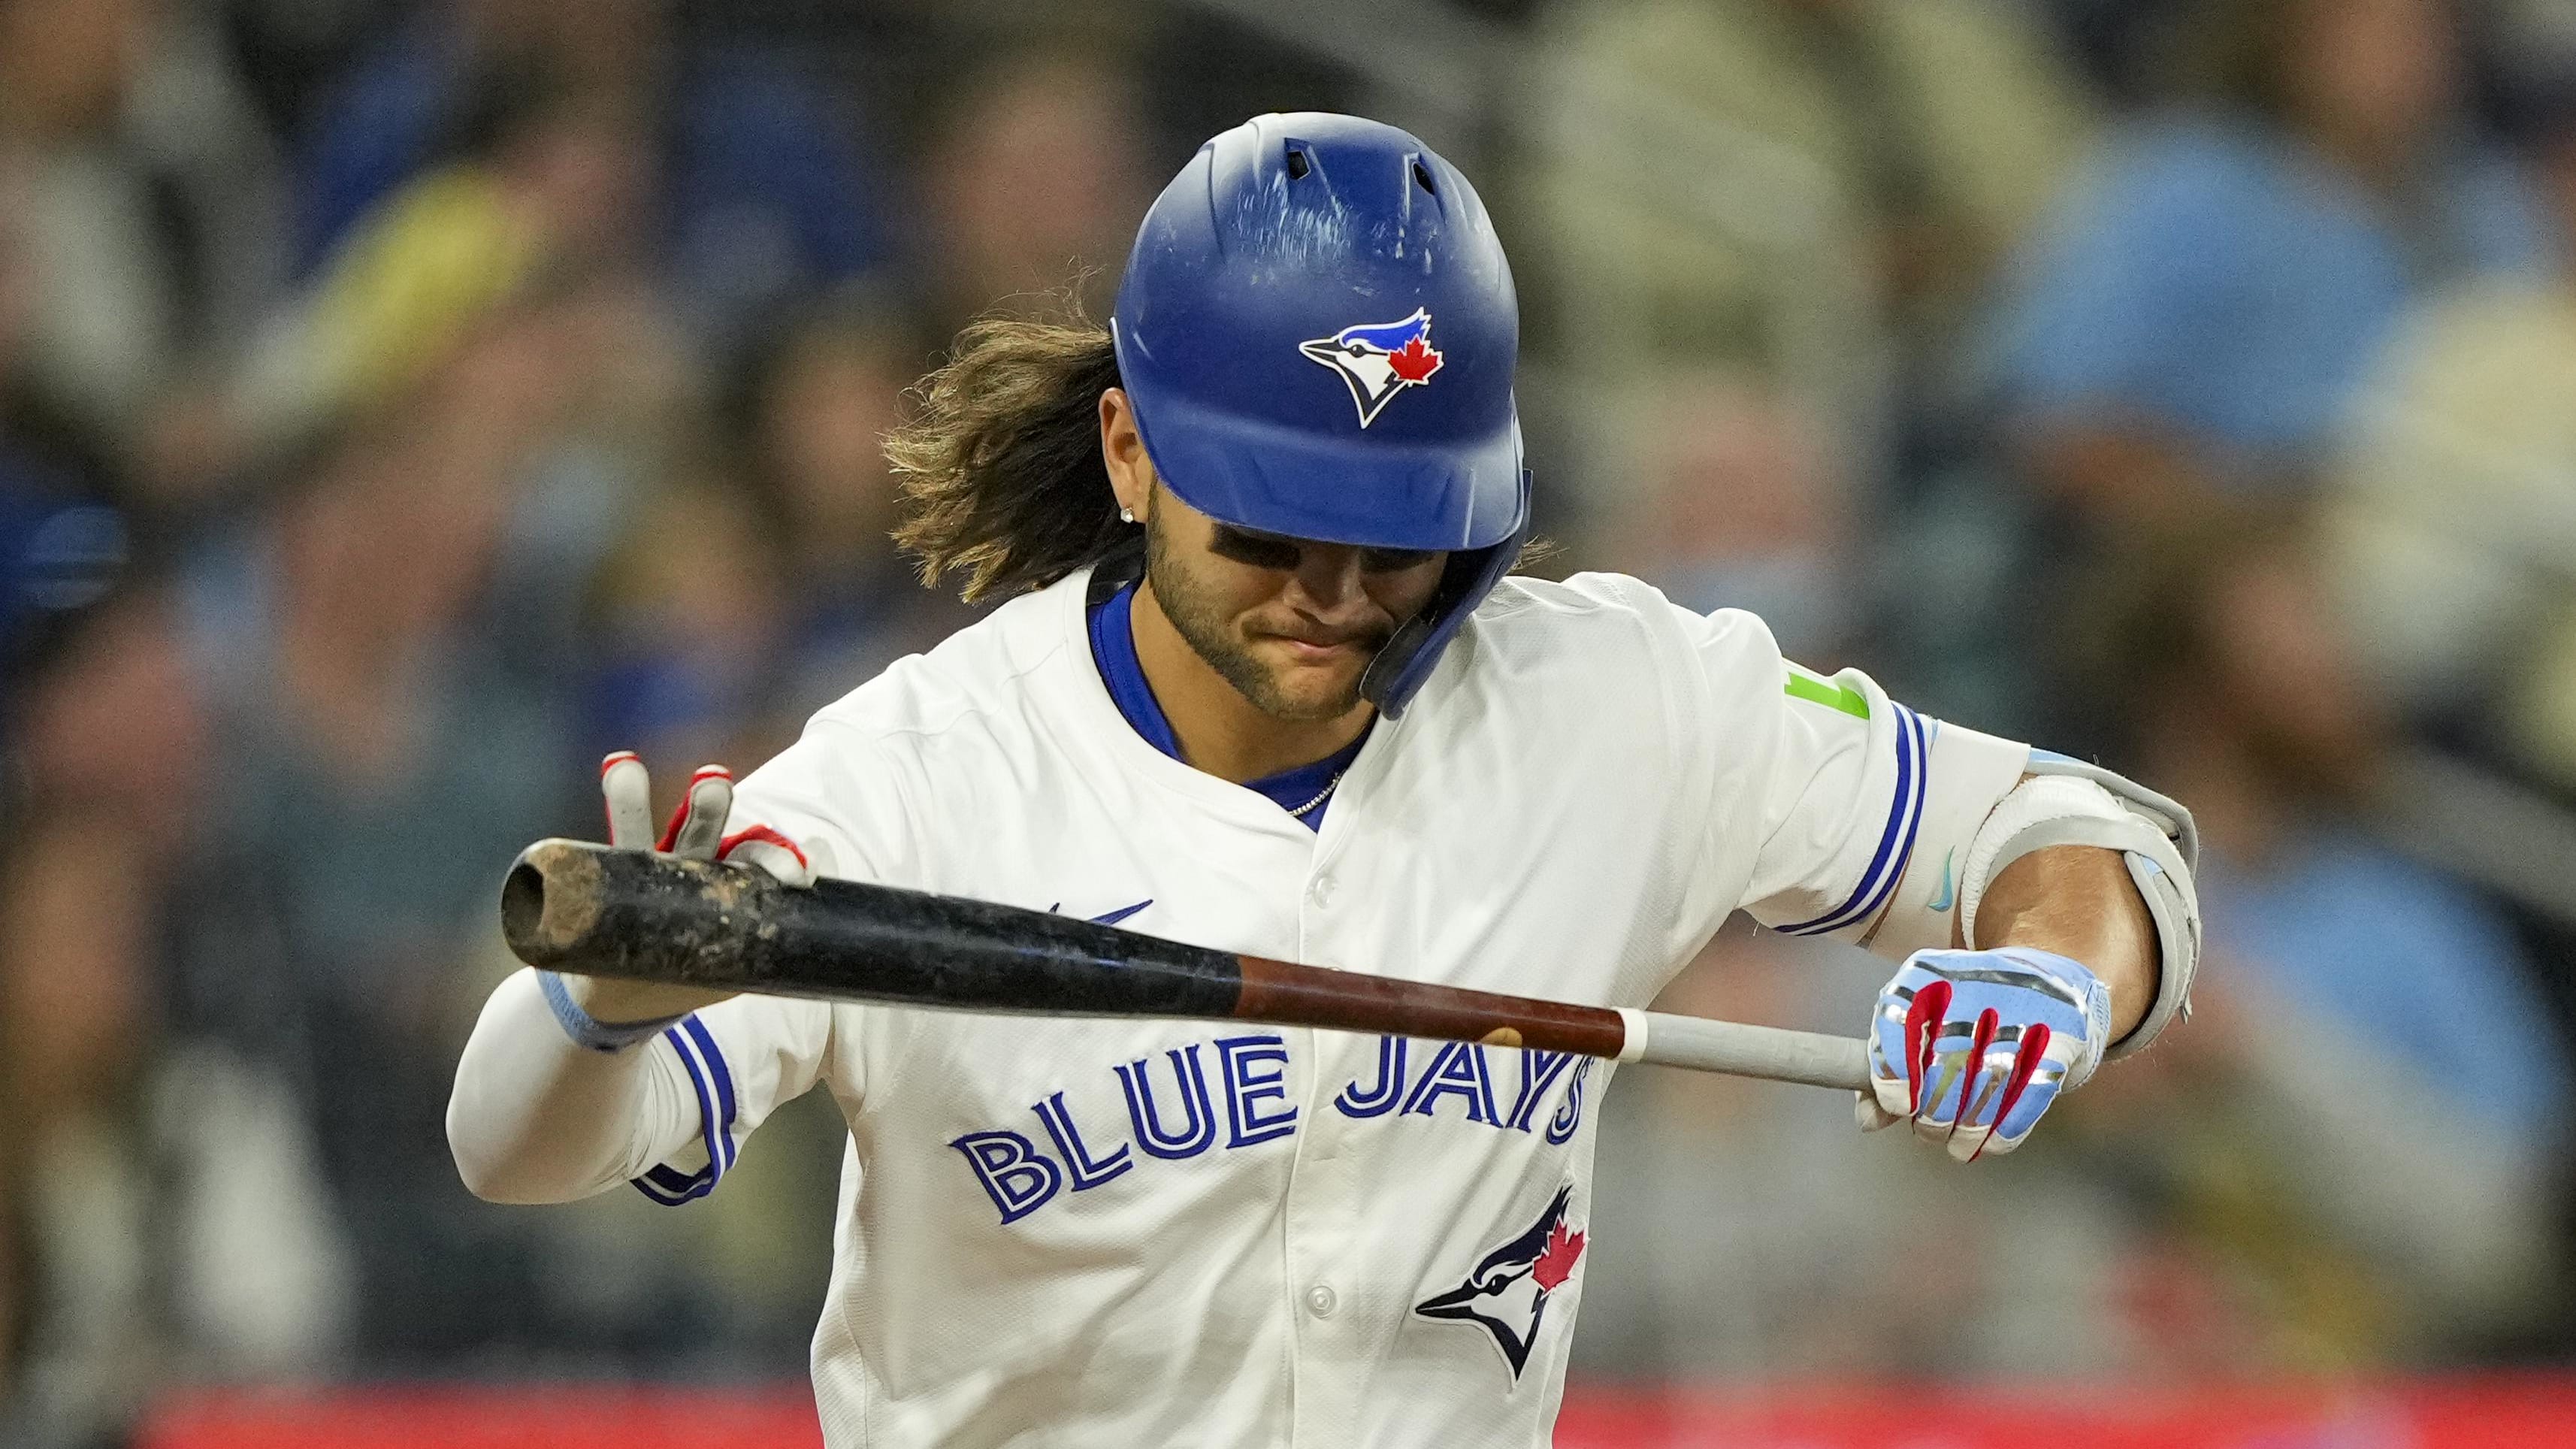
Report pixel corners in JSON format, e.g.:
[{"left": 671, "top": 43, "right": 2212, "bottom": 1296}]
[{"left": 461, "top": 565, "right": 2029, "bottom": 1447}]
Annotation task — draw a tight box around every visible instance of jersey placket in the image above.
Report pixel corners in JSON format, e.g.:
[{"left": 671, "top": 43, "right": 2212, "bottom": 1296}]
[{"left": 1277, "top": 770, "right": 1376, "bottom": 1447}]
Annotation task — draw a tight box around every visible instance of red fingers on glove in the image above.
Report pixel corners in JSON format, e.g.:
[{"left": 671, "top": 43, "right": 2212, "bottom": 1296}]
[{"left": 597, "top": 752, "right": 815, "bottom": 887}]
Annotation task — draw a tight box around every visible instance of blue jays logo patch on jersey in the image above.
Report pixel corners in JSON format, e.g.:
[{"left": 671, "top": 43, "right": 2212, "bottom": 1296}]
[
  {"left": 1299, "top": 308, "right": 1444, "bottom": 428},
  {"left": 1414, "top": 1182, "right": 1586, "bottom": 1381}
]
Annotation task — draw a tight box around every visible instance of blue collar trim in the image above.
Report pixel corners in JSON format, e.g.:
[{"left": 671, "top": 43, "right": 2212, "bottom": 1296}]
[
  {"left": 1087, "top": 578, "right": 1184, "bottom": 759},
  {"left": 1087, "top": 580, "right": 1370, "bottom": 830}
]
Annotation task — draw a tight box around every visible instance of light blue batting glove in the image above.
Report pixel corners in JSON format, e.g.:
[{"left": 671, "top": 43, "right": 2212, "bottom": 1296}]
[{"left": 1859, "top": 947, "right": 2112, "bottom": 1162}]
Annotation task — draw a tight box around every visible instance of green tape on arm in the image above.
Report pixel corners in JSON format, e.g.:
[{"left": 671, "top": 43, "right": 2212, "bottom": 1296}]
[{"left": 1783, "top": 668, "right": 1870, "bottom": 720}]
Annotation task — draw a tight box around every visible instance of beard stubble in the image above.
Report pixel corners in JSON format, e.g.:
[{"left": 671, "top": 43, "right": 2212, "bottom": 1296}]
[{"left": 1141, "top": 499, "right": 1380, "bottom": 722}]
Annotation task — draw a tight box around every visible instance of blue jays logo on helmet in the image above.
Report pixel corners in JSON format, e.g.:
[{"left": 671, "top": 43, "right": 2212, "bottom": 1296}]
[
  {"left": 1414, "top": 1183, "right": 1586, "bottom": 1381},
  {"left": 1298, "top": 308, "right": 1445, "bottom": 428}
]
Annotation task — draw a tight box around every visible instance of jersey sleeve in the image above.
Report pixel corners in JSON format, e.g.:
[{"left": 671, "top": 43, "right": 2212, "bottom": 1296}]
[
  {"left": 1680, "top": 606, "right": 2028, "bottom": 957},
  {"left": 629, "top": 994, "right": 835, "bottom": 1205},
  {"left": 630, "top": 715, "right": 920, "bottom": 1204}
]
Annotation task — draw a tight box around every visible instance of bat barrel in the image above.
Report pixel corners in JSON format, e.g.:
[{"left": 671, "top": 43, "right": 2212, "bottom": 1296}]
[{"left": 501, "top": 839, "right": 1251, "bottom": 1021}]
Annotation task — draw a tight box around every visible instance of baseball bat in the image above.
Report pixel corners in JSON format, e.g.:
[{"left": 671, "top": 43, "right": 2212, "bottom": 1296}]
[{"left": 499, "top": 839, "right": 1872, "bottom": 1092}]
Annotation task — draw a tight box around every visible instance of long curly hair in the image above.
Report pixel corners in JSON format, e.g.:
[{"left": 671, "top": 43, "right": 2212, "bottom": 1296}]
[{"left": 886, "top": 303, "right": 1132, "bottom": 603}]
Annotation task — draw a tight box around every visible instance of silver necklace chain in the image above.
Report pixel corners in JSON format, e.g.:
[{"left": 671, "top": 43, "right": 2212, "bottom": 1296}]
[{"left": 1285, "top": 769, "right": 1347, "bottom": 819}]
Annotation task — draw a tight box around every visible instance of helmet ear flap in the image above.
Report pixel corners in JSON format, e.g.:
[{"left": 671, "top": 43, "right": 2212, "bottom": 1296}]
[
  {"left": 1359, "top": 612, "right": 1438, "bottom": 712},
  {"left": 1359, "top": 508, "right": 1527, "bottom": 718}
]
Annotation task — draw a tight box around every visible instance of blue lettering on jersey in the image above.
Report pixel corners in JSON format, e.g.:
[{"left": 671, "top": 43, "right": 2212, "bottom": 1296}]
[
  {"left": 1116, "top": 1045, "right": 1219, "bottom": 1159},
  {"left": 1402, "top": 1040, "right": 1500, "bottom": 1124},
  {"left": 1504, "top": 1050, "right": 1578, "bottom": 1133},
  {"left": 1215, "top": 1035, "right": 1299, "bottom": 1147},
  {"left": 1333, "top": 1036, "right": 1408, "bottom": 1118},
  {"left": 949, "top": 1130, "right": 1065, "bottom": 1224},
  {"left": 951, "top": 1033, "right": 1595, "bottom": 1227},
  {"left": 1545, "top": 1059, "right": 1594, "bottom": 1145},
  {"left": 1033, "top": 1090, "right": 1132, "bottom": 1190}
]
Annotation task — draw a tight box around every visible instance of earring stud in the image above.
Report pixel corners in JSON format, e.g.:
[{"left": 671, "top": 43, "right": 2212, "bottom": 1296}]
[{"left": 1120, "top": 507, "right": 1135, "bottom": 523}]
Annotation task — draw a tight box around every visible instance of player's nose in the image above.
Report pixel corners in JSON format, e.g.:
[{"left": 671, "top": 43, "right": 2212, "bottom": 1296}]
[{"left": 1283, "top": 542, "right": 1372, "bottom": 616}]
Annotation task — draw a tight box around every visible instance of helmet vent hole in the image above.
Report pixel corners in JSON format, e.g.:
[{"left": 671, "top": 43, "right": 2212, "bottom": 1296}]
[
  {"left": 1285, "top": 147, "right": 1311, "bottom": 180},
  {"left": 1412, "top": 161, "right": 1438, "bottom": 195}
]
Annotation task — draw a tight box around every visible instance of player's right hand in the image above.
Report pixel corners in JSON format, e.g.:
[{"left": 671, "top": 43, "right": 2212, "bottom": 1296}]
[
  {"left": 600, "top": 750, "right": 815, "bottom": 888},
  {"left": 1858, "top": 945, "right": 2108, "bottom": 1162}
]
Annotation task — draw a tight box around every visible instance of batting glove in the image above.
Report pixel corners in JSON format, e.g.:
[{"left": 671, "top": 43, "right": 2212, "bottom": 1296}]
[
  {"left": 1858, "top": 946, "right": 2110, "bottom": 1162},
  {"left": 599, "top": 750, "right": 816, "bottom": 887},
  {"left": 539, "top": 753, "right": 821, "bottom": 1051}
]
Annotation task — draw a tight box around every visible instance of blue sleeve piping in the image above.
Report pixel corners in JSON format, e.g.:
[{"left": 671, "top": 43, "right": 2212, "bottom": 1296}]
[
  {"left": 625, "top": 1015, "right": 739, "bottom": 1206},
  {"left": 1779, "top": 704, "right": 1929, "bottom": 936}
]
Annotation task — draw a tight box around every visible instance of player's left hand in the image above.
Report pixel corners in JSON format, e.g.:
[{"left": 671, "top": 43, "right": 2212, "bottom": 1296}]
[
  {"left": 1858, "top": 947, "right": 2110, "bottom": 1162},
  {"left": 602, "top": 750, "right": 816, "bottom": 887}
]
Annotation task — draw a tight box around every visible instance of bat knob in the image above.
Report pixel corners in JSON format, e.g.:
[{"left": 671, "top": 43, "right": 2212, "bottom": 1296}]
[{"left": 501, "top": 839, "right": 607, "bottom": 967}]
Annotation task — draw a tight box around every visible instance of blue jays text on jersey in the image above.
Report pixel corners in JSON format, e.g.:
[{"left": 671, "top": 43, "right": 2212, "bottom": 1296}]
[{"left": 950, "top": 1032, "right": 1595, "bottom": 1225}]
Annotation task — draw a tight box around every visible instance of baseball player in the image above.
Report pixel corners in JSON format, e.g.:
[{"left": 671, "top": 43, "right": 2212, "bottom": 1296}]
[{"left": 448, "top": 113, "right": 2200, "bottom": 1447}]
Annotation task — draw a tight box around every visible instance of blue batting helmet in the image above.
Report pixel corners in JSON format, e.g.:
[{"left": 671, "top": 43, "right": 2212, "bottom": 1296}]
[{"left": 1110, "top": 112, "right": 1530, "bottom": 716}]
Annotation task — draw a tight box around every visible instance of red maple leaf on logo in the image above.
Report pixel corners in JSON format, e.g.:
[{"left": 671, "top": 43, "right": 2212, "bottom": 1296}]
[
  {"left": 1386, "top": 334, "right": 1444, "bottom": 384},
  {"left": 1531, "top": 1220, "right": 1585, "bottom": 1293}
]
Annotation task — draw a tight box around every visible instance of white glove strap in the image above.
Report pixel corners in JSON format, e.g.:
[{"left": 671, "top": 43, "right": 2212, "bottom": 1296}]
[{"left": 1957, "top": 773, "right": 2202, "bottom": 1058}]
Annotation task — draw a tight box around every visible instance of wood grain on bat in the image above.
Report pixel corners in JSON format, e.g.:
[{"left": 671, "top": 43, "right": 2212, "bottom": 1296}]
[{"left": 1233, "top": 956, "right": 1627, "bottom": 1057}]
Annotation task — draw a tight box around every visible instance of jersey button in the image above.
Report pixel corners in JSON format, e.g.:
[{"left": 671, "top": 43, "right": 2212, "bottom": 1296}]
[
  {"left": 1308, "top": 876, "right": 1336, "bottom": 907},
  {"left": 1305, "top": 1284, "right": 1338, "bottom": 1317}
]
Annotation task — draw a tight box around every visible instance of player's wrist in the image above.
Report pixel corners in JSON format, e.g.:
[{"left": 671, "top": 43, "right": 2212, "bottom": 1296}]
[
  {"left": 540, "top": 971, "right": 736, "bottom": 1051},
  {"left": 1974, "top": 844, "right": 2158, "bottom": 1041}
]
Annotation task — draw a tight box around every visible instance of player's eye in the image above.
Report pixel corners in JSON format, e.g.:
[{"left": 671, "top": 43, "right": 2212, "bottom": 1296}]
[
  {"left": 1210, "top": 527, "right": 1439, "bottom": 576},
  {"left": 1358, "top": 547, "right": 1436, "bottom": 573},
  {"left": 1210, "top": 525, "right": 1306, "bottom": 570}
]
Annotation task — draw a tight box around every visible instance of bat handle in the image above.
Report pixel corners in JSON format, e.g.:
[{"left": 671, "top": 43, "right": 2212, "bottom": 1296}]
[{"left": 1619, "top": 1009, "right": 1873, "bottom": 1092}]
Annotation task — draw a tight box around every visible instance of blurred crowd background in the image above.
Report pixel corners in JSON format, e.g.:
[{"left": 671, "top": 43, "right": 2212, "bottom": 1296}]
[{"left": 6, "top": 0, "right": 2576, "bottom": 1443}]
